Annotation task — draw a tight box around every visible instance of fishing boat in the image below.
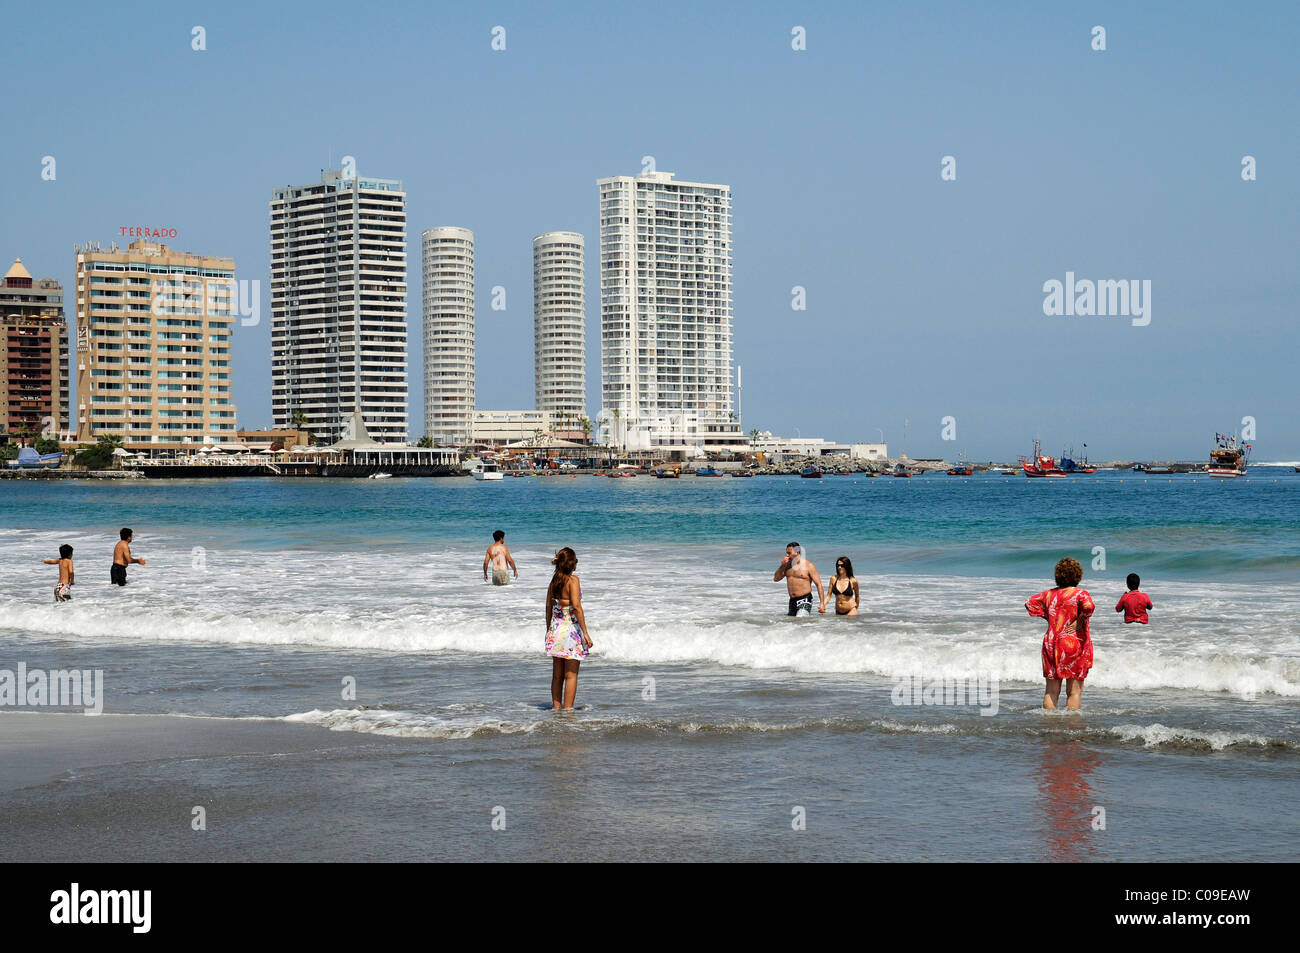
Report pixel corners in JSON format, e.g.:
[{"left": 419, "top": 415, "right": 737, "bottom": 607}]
[
  {"left": 1021, "top": 439, "right": 1066, "bottom": 477},
  {"left": 654, "top": 467, "right": 680, "bottom": 479},
  {"left": 991, "top": 466, "right": 1018, "bottom": 475},
  {"left": 471, "top": 461, "right": 504, "bottom": 481},
  {"left": 367, "top": 472, "right": 393, "bottom": 480},
  {"left": 891, "top": 464, "right": 914, "bottom": 478},
  {"left": 695, "top": 466, "right": 725, "bottom": 477},
  {"left": 1207, "top": 433, "right": 1250, "bottom": 479},
  {"left": 728, "top": 469, "right": 754, "bottom": 477},
  {"left": 946, "top": 453, "right": 974, "bottom": 476},
  {"left": 1058, "top": 445, "right": 1097, "bottom": 473},
  {"left": 800, "top": 466, "right": 822, "bottom": 478}
]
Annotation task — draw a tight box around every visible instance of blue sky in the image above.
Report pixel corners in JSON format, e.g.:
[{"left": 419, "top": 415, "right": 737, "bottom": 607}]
[{"left": 3, "top": 0, "right": 1296, "bottom": 459}]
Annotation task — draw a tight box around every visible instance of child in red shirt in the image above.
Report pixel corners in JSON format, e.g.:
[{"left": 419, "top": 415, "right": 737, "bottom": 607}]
[{"left": 1116, "top": 573, "right": 1153, "bottom": 624}]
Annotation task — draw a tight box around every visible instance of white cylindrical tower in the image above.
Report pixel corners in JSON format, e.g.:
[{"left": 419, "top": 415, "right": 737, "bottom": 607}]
[
  {"left": 533, "top": 231, "right": 586, "bottom": 433},
  {"left": 422, "top": 227, "right": 475, "bottom": 444}
]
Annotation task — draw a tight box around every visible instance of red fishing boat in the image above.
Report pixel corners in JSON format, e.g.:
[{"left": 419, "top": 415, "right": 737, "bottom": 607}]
[{"left": 1021, "top": 439, "right": 1066, "bottom": 477}]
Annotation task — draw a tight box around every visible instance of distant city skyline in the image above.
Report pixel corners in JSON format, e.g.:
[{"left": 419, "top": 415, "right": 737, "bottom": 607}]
[{"left": 4, "top": 1, "right": 1297, "bottom": 459}]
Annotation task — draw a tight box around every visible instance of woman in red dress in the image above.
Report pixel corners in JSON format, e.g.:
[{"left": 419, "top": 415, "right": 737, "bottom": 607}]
[{"left": 1025, "top": 557, "right": 1095, "bottom": 710}]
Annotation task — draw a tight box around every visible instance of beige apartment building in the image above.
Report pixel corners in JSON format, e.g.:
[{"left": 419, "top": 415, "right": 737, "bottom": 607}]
[
  {"left": 1, "top": 258, "right": 68, "bottom": 440},
  {"left": 74, "top": 240, "right": 238, "bottom": 447}
]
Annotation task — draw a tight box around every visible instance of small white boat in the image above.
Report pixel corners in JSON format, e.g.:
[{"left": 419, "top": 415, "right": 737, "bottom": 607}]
[
  {"left": 367, "top": 472, "right": 393, "bottom": 480},
  {"left": 471, "top": 462, "right": 504, "bottom": 481}
]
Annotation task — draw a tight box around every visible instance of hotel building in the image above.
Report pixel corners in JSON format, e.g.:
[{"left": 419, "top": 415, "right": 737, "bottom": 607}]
[
  {"left": 73, "top": 240, "right": 238, "bottom": 446},
  {"left": 533, "top": 231, "right": 586, "bottom": 431},
  {"left": 421, "top": 226, "right": 475, "bottom": 445},
  {"left": 597, "top": 171, "right": 744, "bottom": 453},
  {"left": 1, "top": 258, "right": 68, "bottom": 440},
  {"left": 270, "top": 170, "right": 409, "bottom": 444}
]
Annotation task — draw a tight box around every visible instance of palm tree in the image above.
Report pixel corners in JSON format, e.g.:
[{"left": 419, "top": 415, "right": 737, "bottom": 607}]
[
  {"left": 579, "top": 417, "right": 593, "bottom": 444},
  {"left": 289, "top": 409, "right": 313, "bottom": 447}
]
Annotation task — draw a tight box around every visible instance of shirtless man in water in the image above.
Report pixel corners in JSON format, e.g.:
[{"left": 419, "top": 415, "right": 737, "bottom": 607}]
[
  {"left": 111, "top": 527, "right": 146, "bottom": 586},
  {"left": 773, "top": 541, "right": 825, "bottom": 616},
  {"left": 483, "top": 530, "right": 519, "bottom": 585}
]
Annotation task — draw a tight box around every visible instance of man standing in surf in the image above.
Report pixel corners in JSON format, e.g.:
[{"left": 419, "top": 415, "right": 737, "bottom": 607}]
[
  {"left": 483, "top": 530, "right": 518, "bottom": 585},
  {"left": 774, "top": 542, "right": 825, "bottom": 616}
]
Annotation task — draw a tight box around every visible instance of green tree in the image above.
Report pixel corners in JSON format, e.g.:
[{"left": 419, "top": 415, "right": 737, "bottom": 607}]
[
  {"left": 579, "top": 417, "right": 593, "bottom": 443},
  {"left": 0, "top": 442, "right": 18, "bottom": 462},
  {"left": 74, "top": 433, "right": 124, "bottom": 470},
  {"left": 34, "top": 436, "right": 61, "bottom": 455},
  {"left": 416, "top": 435, "right": 434, "bottom": 448}
]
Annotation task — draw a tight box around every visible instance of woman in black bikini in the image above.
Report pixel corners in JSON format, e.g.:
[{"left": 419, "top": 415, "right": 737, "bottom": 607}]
[{"left": 824, "top": 556, "right": 860, "bottom": 616}]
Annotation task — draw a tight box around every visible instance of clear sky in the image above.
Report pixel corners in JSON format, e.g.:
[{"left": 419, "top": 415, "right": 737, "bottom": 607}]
[{"left": 3, "top": 0, "right": 1296, "bottom": 460}]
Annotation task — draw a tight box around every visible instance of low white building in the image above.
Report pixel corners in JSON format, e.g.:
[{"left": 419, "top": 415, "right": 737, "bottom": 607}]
[
  {"left": 751, "top": 434, "right": 887, "bottom": 460},
  {"left": 472, "top": 410, "right": 553, "bottom": 445}
]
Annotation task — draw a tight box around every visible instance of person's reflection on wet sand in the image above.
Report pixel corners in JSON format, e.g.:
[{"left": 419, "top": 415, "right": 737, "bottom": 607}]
[{"left": 1036, "top": 736, "right": 1104, "bottom": 860}]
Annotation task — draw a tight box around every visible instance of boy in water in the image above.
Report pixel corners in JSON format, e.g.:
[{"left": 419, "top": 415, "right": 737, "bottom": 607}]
[
  {"left": 1115, "top": 572, "right": 1153, "bottom": 624},
  {"left": 112, "top": 527, "right": 147, "bottom": 586},
  {"left": 483, "top": 530, "right": 518, "bottom": 585},
  {"left": 43, "top": 544, "right": 75, "bottom": 602}
]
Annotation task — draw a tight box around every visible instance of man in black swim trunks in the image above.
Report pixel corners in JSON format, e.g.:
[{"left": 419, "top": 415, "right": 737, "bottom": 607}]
[
  {"left": 111, "top": 527, "right": 146, "bottom": 586},
  {"left": 773, "top": 541, "right": 825, "bottom": 617}
]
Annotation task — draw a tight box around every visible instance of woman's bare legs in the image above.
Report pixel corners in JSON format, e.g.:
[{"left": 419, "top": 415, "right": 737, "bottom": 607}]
[
  {"left": 551, "top": 658, "right": 566, "bottom": 709},
  {"left": 1064, "top": 678, "right": 1084, "bottom": 710},
  {"left": 1043, "top": 678, "right": 1063, "bottom": 709},
  {"left": 562, "top": 659, "right": 581, "bottom": 709}
]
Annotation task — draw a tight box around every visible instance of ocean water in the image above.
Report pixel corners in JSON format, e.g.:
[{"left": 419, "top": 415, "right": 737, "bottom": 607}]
[{"left": 1, "top": 471, "right": 1297, "bottom": 861}]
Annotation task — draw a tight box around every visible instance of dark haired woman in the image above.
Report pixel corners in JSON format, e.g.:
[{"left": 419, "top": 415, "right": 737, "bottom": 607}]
[
  {"left": 1025, "top": 557, "right": 1095, "bottom": 710},
  {"left": 545, "top": 547, "right": 593, "bottom": 710},
  {"left": 822, "top": 556, "right": 860, "bottom": 616}
]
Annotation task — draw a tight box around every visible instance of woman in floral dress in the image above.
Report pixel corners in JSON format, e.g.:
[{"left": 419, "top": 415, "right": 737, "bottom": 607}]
[
  {"left": 1025, "top": 557, "right": 1095, "bottom": 710},
  {"left": 546, "top": 547, "right": 593, "bottom": 710}
]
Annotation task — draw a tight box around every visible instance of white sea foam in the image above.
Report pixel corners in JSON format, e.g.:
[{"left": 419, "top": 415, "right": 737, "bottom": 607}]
[
  {"left": 1105, "top": 723, "right": 1278, "bottom": 751},
  {"left": 274, "top": 707, "right": 1297, "bottom": 752},
  {"left": 3, "top": 537, "right": 1298, "bottom": 698}
]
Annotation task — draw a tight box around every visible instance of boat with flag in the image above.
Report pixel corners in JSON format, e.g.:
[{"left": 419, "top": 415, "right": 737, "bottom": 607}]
[
  {"left": 1058, "top": 444, "right": 1096, "bottom": 473},
  {"left": 1208, "top": 432, "right": 1250, "bottom": 479}
]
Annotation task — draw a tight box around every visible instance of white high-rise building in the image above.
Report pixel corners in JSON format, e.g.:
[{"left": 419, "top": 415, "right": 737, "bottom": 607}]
[
  {"left": 533, "top": 231, "right": 585, "bottom": 430},
  {"left": 421, "top": 227, "right": 475, "bottom": 444},
  {"left": 597, "top": 171, "right": 743, "bottom": 453},
  {"left": 270, "top": 169, "right": 408, "bottom": 444}
]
